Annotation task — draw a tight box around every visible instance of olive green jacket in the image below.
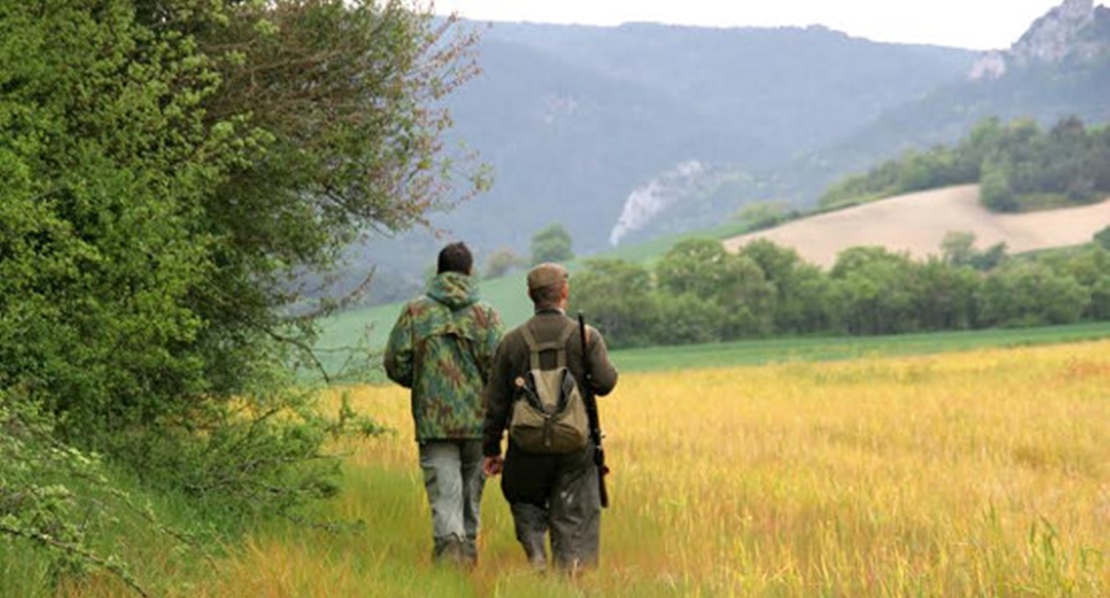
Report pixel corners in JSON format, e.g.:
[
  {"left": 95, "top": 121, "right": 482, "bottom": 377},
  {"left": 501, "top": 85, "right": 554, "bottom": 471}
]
[
  {"left": 482, "top": 309, "right": 618, "bottom": 457},
  {"left": 384, "top": 272, "right": 503, "bottom": 441}
]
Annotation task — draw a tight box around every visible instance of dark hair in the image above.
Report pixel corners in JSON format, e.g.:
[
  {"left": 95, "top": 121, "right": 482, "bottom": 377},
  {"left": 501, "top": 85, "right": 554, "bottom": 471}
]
[{"left": 437, "top": 242, "right": 473, "bottom": 275}]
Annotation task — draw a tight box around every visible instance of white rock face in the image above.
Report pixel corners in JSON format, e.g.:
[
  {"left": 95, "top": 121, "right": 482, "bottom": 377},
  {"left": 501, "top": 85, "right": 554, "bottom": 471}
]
[
  {"left": 968, "top": 51, "right": 1008, "bottom": 80},
  {"left": 968, "top": 0, "right": 1106, "bottom": 80},
  {"left": 608, "top": 161, "right": 704, "bottom": 246},
  {"left": 1013, "top": 0, "right": 1096, "bottom": 66}
]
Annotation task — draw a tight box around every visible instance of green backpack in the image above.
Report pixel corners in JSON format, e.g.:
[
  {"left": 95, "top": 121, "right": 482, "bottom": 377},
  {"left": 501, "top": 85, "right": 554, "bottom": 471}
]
[{"left": 508, "top": 321, "right": 590, "bottom": 454}]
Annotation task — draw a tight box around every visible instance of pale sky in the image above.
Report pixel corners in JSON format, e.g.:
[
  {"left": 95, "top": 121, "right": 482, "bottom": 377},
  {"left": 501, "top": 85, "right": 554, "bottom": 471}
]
[{"left": 430, "top": 0, "right": 1101, "bottom": 50}]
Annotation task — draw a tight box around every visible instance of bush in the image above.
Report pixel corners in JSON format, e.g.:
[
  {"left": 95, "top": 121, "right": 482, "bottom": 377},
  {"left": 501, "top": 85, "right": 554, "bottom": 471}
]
[{"left": 654, "top": 294, "right": 727, "bottom": 345}]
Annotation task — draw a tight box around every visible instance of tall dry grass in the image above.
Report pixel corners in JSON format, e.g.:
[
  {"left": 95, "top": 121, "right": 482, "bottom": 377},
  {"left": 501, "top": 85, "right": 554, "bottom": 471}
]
[{"left": 64, "top": 341, "right": 1110, "bottom": 597}]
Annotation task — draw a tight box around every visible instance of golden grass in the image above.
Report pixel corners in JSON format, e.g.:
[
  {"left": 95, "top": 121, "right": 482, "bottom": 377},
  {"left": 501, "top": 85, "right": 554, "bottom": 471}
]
[{"left": 65, "top": 341, "right": 1110, "bottom": 597}]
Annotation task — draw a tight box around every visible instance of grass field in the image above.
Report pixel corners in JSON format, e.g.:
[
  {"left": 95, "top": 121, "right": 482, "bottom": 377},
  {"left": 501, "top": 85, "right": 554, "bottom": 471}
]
[
  {"left": 318, "top": 319, "right": 1110, "bottom": 384},
  {"left": 49, "top": 337, "right": 1110, "bottom": 597}
]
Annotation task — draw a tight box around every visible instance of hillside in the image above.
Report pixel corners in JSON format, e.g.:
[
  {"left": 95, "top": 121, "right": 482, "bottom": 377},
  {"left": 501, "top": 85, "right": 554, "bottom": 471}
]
[
  {"left": 347, "top": 22, "right": 977, "bottom": 304},
  {"left": 349, "top": 0, "right": 1110, "bottom": 306},
  {"left": 722, "top": 185, "right": 1110, "bottom": 267}
]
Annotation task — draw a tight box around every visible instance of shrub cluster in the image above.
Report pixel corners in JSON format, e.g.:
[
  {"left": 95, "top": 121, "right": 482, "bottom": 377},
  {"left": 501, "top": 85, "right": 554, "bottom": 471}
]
[{"left": 1, "top": 0, "right": 477, "bottom": 589}]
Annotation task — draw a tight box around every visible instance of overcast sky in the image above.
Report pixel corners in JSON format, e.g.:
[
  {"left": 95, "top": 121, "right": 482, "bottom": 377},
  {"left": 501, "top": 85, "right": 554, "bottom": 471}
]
[{"left": 431, "top": 0, "right": 1101, "bottom": 50}]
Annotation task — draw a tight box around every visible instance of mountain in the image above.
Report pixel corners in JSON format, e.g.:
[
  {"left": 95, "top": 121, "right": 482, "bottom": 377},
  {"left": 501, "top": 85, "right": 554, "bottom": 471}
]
[
  {"left": 780, "top": 0, "right": 1110, "bottom": 206},
  {"left": 440, "top": 23, "right": 974, "bottom": 250},
  {"left": 352, "top": 0, "right": 1110, "bottom": 305},
  {"left": 353, "top": 21, "right": 976, "bottom": 302}
]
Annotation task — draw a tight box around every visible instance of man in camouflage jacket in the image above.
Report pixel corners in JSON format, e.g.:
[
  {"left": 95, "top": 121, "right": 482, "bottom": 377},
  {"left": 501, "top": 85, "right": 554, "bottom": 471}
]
[{"left": 384, "top": 242, "right": 503, "bottom": 567}]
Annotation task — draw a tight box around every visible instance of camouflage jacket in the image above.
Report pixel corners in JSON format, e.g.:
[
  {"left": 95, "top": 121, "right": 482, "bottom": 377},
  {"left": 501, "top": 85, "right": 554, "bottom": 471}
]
[{"left": 384, "top": 272, "right": 504, "bottom": 441}]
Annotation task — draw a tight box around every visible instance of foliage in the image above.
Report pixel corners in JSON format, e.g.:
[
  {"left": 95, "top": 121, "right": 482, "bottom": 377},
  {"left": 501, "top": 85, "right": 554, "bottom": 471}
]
[
  {"left": 734, "top": 200, "right": 798, "bottom": 232},
  {"left": 1, "top": 391, "right": 158, "bottom": 596},
  {"left": 568, "top": 234, "right": 1110, "bottom": 348},
  {"left": 736, "top": 239, "right": 834, "bottom": 333},
  {"left": 820, "top": 116, "right": 1110, "bottom": 212},
  {"left": 977, "top": 261, "right": 1090, "bottom": 328},
  {"left": 569, "top": 258, "right": 657, "bottom": 348},
  {"left": 940, "top": 231, "right": 1008, "bottom": 271},
  {"left": 0, "top": 0, "right": 478, "bottom": 591},
  {"left": 828, "top": 247, "right": 922, "bottom": 335},
  {"left": 529, "top": 222, "right": 575, "bottom": 265},
  {"left": 1094, "top": 225, "right": 1110, "bottom": 250},
  {"left": 483, "top": 247, "right": 528, "bottom": 279},
  {"left": 653, "top": 293, "right": 728, "bottom": 345}
]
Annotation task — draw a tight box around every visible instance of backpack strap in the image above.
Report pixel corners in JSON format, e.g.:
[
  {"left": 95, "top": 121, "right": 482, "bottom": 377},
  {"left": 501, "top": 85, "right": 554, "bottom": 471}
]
[{"left": 520, "top": 319, "right": 577, "bottom": 370}]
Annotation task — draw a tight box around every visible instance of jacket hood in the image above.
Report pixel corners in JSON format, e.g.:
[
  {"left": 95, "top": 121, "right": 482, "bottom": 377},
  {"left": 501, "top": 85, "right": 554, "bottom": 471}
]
[{"left": 427, "top": 271, "right": 478, "bottom": 310}]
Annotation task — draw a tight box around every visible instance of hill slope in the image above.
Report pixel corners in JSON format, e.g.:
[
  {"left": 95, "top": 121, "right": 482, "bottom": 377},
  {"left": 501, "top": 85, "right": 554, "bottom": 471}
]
[{"left": 722, "top": 185, "right": 1110, "bottom": 267}]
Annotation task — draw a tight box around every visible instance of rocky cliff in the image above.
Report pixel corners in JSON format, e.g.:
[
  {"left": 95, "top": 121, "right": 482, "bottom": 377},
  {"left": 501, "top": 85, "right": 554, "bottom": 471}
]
[{"left": 970, "top": 0, "right": 1110, "bottom": 79}]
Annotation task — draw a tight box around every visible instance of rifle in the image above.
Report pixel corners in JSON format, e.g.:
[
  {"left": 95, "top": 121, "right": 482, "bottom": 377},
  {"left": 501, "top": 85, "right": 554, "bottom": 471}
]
[{"left": 577, "top": 312, "right": 610, "bottom": 508}]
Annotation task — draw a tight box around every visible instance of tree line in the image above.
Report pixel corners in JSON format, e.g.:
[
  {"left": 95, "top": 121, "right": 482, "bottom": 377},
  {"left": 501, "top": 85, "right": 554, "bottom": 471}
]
[
  {"left": 820, "top": 116, "right": 1110, "bottom": 213},
  {"left": 569, "top": 235, "right": 1110, "bottom": 349}
]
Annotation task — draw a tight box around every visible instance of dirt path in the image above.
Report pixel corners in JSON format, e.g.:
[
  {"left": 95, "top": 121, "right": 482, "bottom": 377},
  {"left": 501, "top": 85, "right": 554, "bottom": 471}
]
[{"left": 722, "top": 185, "right": 1110, "bottom": 267}]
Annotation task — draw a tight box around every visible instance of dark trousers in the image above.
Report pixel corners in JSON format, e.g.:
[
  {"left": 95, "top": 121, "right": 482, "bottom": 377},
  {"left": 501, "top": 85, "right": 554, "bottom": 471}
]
[{"left": 501, "top": 443, "right": 601, "bottom": 570}]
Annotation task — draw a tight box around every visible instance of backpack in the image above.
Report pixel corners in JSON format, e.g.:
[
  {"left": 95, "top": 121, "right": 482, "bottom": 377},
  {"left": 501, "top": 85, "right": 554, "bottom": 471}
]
[{"left": 508, "top": 321, "right": 590, "bottom": 454}]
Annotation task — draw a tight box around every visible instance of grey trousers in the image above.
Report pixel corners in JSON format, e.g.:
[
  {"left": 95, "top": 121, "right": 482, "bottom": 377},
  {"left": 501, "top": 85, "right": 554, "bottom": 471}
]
[{"left": 418, "top": 439, "right": 485, "bottom": 565}]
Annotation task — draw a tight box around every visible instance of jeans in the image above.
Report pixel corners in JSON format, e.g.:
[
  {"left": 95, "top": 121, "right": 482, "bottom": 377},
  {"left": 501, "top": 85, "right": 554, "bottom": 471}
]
[{"left": 419, "top": 439, "right": 485, "bottom": 565}]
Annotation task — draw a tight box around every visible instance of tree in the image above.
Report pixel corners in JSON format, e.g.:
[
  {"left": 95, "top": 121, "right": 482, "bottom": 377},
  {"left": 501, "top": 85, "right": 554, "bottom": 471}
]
[
  {"left": 1095, "top": 226, "right": 1110, "bottom": 251},
  {"left": 484, "top": 247, "right": 528, "bottom": 279},
  {"left": 1043, "top": 245, "right": 1110, "bottom": 321},
  {"left": 980, "top": 160, "right": 1019, "bottom": 212},
  {"left": 656, "top": 238, "right": 773, "bottom": 337},
  {"left": 654, "top": 293, "right": 727, "bottom": 345},
  {"left": 913, "top": 258, "right": 981, "bottom": 330},
  {"left": 976, "top": 261, "right": 1089, "bottom": 327},
  {"left": 0, "top": 0, "right": 481, "bottom": 580},
  {"left": 530, "top": 223, "right": 575, "bottom": 265},
  {"left": 737, "top": 239, "right": 833, "bottom": 334},
  {"left": 829, "top": 247, "right": 922, "bottom": 335},
  {"left": 940, "top": 231, "right": 1007, "bottom": 271},
  {"left": 569, "top": 259, "right": 657, "bottom": 348},
  {"left": 940, "top": 231, "right": 977, "bottom": 267},
  {"left": 735, "top": 200, "right": 795, "bottom": 231}
]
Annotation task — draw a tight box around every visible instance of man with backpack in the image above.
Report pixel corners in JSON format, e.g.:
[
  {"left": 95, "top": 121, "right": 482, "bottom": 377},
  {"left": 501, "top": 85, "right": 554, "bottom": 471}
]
[
  {"left": 384, "top": 242, "right": 504, "bottom": 568},
  {"left": 481, "top": 262, "right": 619, "bottom": 573}
]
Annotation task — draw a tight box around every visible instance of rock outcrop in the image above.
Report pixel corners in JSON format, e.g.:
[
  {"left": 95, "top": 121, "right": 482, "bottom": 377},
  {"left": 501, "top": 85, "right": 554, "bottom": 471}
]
[{"left": 969, "top": 0, "right": 1110, "bottom": 80}]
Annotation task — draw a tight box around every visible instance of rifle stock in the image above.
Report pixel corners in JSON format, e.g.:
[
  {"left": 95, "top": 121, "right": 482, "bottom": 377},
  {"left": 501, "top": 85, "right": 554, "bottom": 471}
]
[{"left": 578, "top": 312, "right": 610, "bottom": 508}]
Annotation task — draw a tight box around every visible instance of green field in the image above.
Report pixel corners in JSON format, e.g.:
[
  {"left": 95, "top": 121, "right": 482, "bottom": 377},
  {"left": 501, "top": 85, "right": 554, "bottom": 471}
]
[
  {"left": 319, "top": 309, "right": 1110, "bottom": 384},
  {"left": 613, "top": 321, "right": 1110, "bottom": 372}
]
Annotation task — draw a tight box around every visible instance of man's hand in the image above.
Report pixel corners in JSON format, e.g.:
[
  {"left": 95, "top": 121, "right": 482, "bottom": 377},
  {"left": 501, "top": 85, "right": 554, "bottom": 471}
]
[{"left": 483, "top": 455, "right": 503, "bottom": 477}]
